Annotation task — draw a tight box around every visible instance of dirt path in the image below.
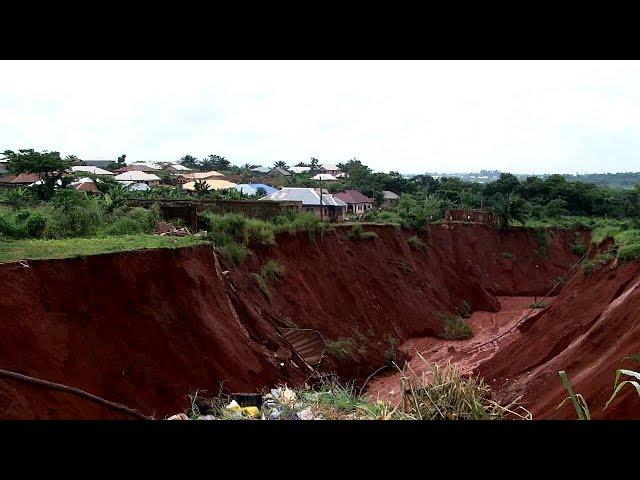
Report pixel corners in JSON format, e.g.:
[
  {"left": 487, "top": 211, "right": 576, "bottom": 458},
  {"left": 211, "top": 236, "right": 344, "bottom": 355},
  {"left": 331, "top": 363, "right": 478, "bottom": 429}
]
[{"left": 365, "top": 296, "right": 547, "bottom": 405}]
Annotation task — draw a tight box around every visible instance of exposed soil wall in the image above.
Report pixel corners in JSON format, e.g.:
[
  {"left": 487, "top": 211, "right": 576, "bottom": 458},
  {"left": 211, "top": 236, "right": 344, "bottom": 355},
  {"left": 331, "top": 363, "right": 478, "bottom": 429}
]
[
  {"left": 478, "top": 258, "right": 640, "bottom": 419},
  {"left": 0, "top": 224, "right": 584, "bottom": 419}
]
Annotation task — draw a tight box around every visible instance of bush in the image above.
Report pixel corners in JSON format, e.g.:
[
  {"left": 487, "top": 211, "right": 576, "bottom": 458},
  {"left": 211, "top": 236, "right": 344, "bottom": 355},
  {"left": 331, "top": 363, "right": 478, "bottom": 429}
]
[
  {"left": 103, "top": 207, "right": 159, "bottom": 236},
  {"left": 438, "top": 312, "right": 473, "bottom": 340},
  {"left": 260, "top": 259, "right": 284, "bottom": 281},
  {"left": 529, "top": 300, "right": 548, "bottom": 309},
  {"left": 407, "top": 235, "right": 426, "bottom": 250},
  {"left": 219, "top": 242, "right": 248, "bottom": 265},
  {"left": 583, "top": 252, "right": 615, "bottom": 274},
  {"left": 618, "top": 243, "right": 640, "bottom": 263},
  {"left": 347, "top": 223, "right": 377, "bottom": 240},
  {"left": 244, "top": 218, "right": 276, "bottom": 246},
  {"left": 24, "top": 211, "right": 48, "bottom": 238},
  {"left": 533, "top": 228, "right": 550, "bottom": 258},
  {"left": 571, "top": 233, "right": 586, "bottom": 256},
  {"left": 325, "top": 337, "right": 357, "bottom": 360}
]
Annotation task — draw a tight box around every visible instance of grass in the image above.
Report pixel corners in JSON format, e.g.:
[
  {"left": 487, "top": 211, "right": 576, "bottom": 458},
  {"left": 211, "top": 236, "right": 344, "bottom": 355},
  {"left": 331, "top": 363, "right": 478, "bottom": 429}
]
[
  {"left": 407, "top": 235, "right": 427, "bottom": 250},
  {"left": 325, "top": 337, "right": 358, "bottom": 360},
  {"left": 346, "top": 223, "right": 378, "bottom": 240},
  {"left": 252, "top": 259, "right": 285, "bottom": 299},
  {"left": 571, "top": 232, "right": 586, "bottom": 256},
  {"left": 437, "top": 312, "right": 473, "bottom": 340},
  {"left": 532, "top": 228, "right": 550, "bottom": 258},
  {"left": 399, "top": 358, "right": 530, "bottom": 420},
  {"left": 557, "top": 370, "right": 591, "bottom": 420},
  {"left": 529, "top": 300, "right": 549, "bottom": 309},
  {"left": 582, "top": 252, "right": 615, "bottom": 275},
  {"left": 0, "top": 235, "right": 205, "bottom": 262}
]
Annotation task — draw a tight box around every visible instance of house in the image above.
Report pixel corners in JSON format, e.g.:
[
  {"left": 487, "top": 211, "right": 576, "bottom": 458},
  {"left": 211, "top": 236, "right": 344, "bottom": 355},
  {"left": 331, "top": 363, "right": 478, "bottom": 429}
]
[
  {"left": 114, "top": 164, "right": 157, "bottom": 174},
  {"left": 0, "top": 173, "right": 41, "bottom": 187},
  {"left": 0, "top": 157, "right": 8, "bottom": 174},
  {"left": 311, "top": 173, "right": 338, "bottom": 181},
  {"left": 320, "top": 164, "right": 342, "bottom": 176},
  {"left": 165, "top": 164, "right": 192, "bottom": 173},
  {"left": 69, "top": 178, "right": 101, "bottom": 194},
  {"left": 268, "top": 167, "right": 291, "bottom": 177},
  {"left": 71, "top": 166, "right": 115, "bottom": 176},
  {"left": 251, "top": 166, "right": 271, "bottom": 175},
  {"left": 445, "top": 209, "right": 495, "bottom": 225},
  {"left": 381, "top": 190, "right": 400, "bottom": 209},
  {"left": 289, "top": 166, "right": 311, "bottom": 174},
  {"left": 334, "top": 190, "right": 374, "bottom": 214},
  {"left": 233, "top": 183, "right": 278, "bottom": 196},
  {"left": 176, "top": 171, "right": 226, "bottom": 182},
  {"left": 261, "top": 187, "right": 347, "bottom": 221},
  {"left": 114, "top": 171, "right": 161, "bottom": 186},
  {"left": 181, "top": 179, "right": 237, "bottom": 191}
]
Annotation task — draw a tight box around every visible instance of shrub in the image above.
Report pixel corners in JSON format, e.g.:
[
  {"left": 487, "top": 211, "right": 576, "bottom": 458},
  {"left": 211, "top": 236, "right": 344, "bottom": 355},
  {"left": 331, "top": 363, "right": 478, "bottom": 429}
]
[
  {"left": 438, "top": 312, "right": 473, "bottom": 340},
  {"left": 571, "top": 233, "right": 586, "bottom": 256},
  {"left": 529, "top": 300, "right": 548, "bottom": 309},
  {"left": 533, "top": 228, "right": 550, "bottom": 258},
  {"left": 347, "top": 223, "right": 377, "bottom": 240},
  {"left": 24, "top": 211, "right": 48, "bottom": 238},
  {"left": 400, "top": 361, "right": 529, "bottom": 420},
  {"left": 457, "top": 300, "right": 472, "bottom": 318},
  {"left": 276, "top": 212, "right": 330, "bottom": 241},
  {"left": 260, "top": 259, "right": 284, "bottom": 281},
  {"left": 583, "top": 252, "right": 615, "bottom": 275},
  {"left": 325, "top": 337, "right": 357, "bottom": 360},
  {"left": 618, "top": 243, "right": 640, "bottom": 263},
  {"left": 407, "top": 235, "right": 426, "bottom": 250},
  {"left": 219, "top": 242, "right": 248, "bottom": 265},
  {"left": 244, "top": 218, "right": 276, "bottom": 246},
  {"left": 103, "top": 207, "right": 159, "bottom": 236}
]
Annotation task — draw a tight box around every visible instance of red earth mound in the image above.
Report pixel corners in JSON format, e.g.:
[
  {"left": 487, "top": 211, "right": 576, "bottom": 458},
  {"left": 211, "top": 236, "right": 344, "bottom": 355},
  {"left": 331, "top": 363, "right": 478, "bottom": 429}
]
[
  {"left": 0, "top": 224, "right": 586, "bottom": 419},
  {"left": 478, "top": 258, "right": 640, "bottom": 419}
]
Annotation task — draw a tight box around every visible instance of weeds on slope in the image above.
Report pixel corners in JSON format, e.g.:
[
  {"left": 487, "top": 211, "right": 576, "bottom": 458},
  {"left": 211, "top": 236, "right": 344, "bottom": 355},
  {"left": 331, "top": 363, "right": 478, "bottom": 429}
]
[{"left": 437, "top": 311, "right": 473, "bottom": 340}]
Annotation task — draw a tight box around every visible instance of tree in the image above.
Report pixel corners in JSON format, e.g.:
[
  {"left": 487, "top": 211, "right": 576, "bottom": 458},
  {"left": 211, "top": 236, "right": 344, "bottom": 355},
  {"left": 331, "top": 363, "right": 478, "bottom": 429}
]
[
  {"left": 193, "top": 179, "right": 210, "bottom": 197},
  {"left": 3, "top": 149, "right": 74, "bottom": 200},
  {"left": 117, "top": 154, "right": 127, "bottom": 165},
  {"left": 179, "top": 155, "right": 199, "bottom": 169},
  {"left": 274, "top": 161, "right": 287, "bottom": 169},
  {"left": 65, "top": 155, "right": 80, "bottom": 164},
  {"left": 491, "top": 193, "right": 528, "bottom": 228},
  {"left": 309, "top": 157, "right": 320, "bottom": 172},
  {"left": 201, "top": 154, "right": 231, "bottom": 171}
]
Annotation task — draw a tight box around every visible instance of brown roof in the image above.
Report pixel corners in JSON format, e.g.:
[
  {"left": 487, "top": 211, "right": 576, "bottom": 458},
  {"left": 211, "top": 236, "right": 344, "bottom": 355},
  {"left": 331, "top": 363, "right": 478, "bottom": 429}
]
[
  {"left": 72, "top": 181, "right": 100, "bottom": 193},
  {"left": 0, "top": 173, "right": 40, "bottom": 184},
  {"left": 334, "top": 190, "right": 374, "bottom": 204},
  {"left": 114, "top": 165, "right": 155, "bottom": 173}
]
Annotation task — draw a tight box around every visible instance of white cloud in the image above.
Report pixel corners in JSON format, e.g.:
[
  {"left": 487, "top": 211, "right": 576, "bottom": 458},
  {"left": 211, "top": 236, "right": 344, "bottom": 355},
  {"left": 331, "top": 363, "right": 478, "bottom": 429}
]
[{"left": 2, "top": 60, "right": 640, "bottom": 173}]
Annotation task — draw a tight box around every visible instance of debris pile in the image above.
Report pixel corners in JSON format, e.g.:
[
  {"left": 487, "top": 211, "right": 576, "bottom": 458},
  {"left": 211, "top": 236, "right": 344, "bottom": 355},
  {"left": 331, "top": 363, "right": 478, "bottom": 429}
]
[{"left": 154, "top": 221, "right": 192, "bottom": 237}]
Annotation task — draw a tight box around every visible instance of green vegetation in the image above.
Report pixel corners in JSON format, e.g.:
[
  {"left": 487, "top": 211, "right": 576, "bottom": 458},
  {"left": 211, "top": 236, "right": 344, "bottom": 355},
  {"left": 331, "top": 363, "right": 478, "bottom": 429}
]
[
  {"left": 582, "top": 252, "right": 615, "bottom": 275},
  {"left": 457, "top": 300, "right": 472, "bottom": 318},
  {"left": 437, "top": 312, "right": 473, "bottom": 340},
  {"left": 325, "top": 337, "right": 358, "bottom": 360},
  {"left": 533, "top": 228, "right": 550, "bottom": 258},
  {"left": 252, "top": 259, "right": 285, "bottom": 298},
  {"left": 400, "top": 360, "right": 530, "bottom": 420},
  {"left": 571, "top": 233, "right": 586, "bottom": 256},
  {"left": 624, "top": 353, "right": 640, "bottom": 363},
  {"left": 557, "top": 370, "right": 591, "bottom": 420},
  {"left": 346, "top": 223, "right": 378, "bottom": 240},
  {"left": 529, "top": 300, "right": 549, "bottom": 309},
  {"left": 0, "top": 235, "right": 204, "bottom": 262},
  {"left": 407, "top": 235, "right": 427, "bottom": 250}
]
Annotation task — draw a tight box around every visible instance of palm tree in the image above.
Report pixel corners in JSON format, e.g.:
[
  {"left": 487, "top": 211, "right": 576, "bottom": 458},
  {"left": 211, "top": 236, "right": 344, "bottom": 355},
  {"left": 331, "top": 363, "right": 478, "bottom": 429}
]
[
  {"left": 274, "top": 161, "right": 287, "bottom": 169},
  {"left": 491, "top": 193, "right": 528, "bottom": 228}
]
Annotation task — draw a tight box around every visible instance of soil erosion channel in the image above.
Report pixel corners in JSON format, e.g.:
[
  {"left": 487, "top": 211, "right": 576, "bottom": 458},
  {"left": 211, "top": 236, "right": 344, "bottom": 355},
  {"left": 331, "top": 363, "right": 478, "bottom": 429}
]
[{"left": 3, "top": 223, "right": 638, "bottom": 419}]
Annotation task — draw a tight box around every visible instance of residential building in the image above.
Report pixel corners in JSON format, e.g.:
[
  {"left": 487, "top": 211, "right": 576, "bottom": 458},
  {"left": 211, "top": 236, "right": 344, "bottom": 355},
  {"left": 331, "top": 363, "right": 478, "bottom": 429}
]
[
  {"left": 261, "top": 187, "right": 347, "bottom": 221},
  {"left": 320, "top": 164, "right": 342, "bottom": 176},
  {"left": 181, "top": 179, "right": 237, "bottom": 191},
  {"left": 311, "top": 173, "right": 338, "bottom": 181},
  {"left": 114, "top": 171, "right": 161, "bottom": 186},
  {"left": 382, "top": 190, "right": 400, "bottom": 209},
  {"left": 0, "top": 173, "right": 41, "bottom": 187},
  {"left": 0, "top": 157, "right": 8, "bottom": 174},
  {"left": 71, "top": 166, "right": 115, "bottom": 176},
  {"left": 334, "top": 190, "right": 374, "bottom": 214},
  {"left": 268, "top": 167, "right": 291, "bottom": 177},
  {"left": 69, "top": 178, "right": 101, "bottom": 194},
  {"left": 81, "top": 159, "right": 116, "bottom": 169},
  {"left": 233, "top": 183, "right": 278, "bottom": 196},
  {"left": 289, "top": 166, "right": 311, "bottom": 174}
]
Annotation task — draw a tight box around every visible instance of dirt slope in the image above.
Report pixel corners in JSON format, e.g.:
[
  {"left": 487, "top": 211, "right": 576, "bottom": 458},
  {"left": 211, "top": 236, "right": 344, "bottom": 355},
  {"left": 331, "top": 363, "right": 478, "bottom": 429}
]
[
  {"left": 478, "top": 259, "right": 640, "bottom": 419},
  {"left": 0, "top": 224, "right": 584, "bottom": 419},
  {"left": 0, "top": 247, "right": 294, "bottom": 419}
]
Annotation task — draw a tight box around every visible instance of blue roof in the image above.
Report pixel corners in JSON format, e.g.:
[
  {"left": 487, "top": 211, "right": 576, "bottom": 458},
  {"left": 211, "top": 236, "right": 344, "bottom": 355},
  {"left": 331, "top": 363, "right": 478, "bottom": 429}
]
[{"left": 234, "top": 183, "right": 278, "bottom": 196}]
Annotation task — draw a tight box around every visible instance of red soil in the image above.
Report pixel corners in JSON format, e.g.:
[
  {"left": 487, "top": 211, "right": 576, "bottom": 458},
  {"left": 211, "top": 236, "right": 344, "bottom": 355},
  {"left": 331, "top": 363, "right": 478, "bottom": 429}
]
[
  {"left": 478, "top": 259, "right": 640, "bottom": 419},
  {"left": 365, "top": 296, "right": 540, "bottom": 405},
  {"left": 0, "top": 224, "right": 589, "bottom": 419}
]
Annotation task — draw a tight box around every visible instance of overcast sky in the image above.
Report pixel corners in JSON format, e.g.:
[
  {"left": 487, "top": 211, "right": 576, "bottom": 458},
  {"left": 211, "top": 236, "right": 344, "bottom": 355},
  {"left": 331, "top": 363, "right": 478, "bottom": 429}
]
[{"left": 2, "top": 60, "right": 640, "bottom": 174}]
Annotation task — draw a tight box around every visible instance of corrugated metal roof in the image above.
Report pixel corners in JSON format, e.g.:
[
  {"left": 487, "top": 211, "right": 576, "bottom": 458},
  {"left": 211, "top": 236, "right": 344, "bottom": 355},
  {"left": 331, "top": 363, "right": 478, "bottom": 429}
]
[
  {"left": 261, "top": 187, "right": 346, "bottom": 207},
  {"left": 114, "top": 171, "right": 161, "bottom": 181},
  {"left": 334, "top": 190, "right": 374, "bottom": 204},
  {"left": 182, "top": 179, "right": 237, "bottom": 191}
]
